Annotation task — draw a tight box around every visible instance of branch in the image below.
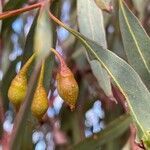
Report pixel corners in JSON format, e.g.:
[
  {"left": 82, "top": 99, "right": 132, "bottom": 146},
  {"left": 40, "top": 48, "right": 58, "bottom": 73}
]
[{"left": 0, "top": 2, "right": 42, "bottom": 20}]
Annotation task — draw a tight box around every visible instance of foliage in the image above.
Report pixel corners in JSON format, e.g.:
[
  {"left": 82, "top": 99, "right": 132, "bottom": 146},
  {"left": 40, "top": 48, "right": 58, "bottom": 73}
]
[{"left": 0, "top": 0, "right": 150, "bottom": 149}]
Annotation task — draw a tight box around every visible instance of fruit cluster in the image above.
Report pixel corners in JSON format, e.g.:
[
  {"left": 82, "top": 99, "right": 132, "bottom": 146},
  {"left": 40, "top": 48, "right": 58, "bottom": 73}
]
[{"left": 8, "top": 48, "right": 79, "bottom": 120}]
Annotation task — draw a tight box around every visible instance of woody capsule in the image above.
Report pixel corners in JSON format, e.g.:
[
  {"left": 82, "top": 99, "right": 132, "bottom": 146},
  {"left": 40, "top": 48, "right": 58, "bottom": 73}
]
[
  {"left": 31, "top": 62, "right": 48, "bottom": 120},
  {"left": 50, "top": 48, "right": 79, "bottom": 111}
]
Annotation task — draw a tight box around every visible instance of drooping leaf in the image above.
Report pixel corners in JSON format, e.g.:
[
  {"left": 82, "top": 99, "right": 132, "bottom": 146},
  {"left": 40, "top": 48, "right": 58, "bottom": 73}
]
[
  {"left": 49, "top": 11, "right": 150, "bottom": 141},
  {"left": 119, "top": 0, "right": 150, "bottom": 90},
  {"left": 77, "top": 0, "right": 115, "bottom": 101},
  {"left": 73, "top": 114, "right": 131, "bottom": 150},
  {"left": 77, "top": 0, "right": 107, "bottom": 48},
  {"left": 33, "top": 2, "right": 55, "bottom": 91},
  {"left": 22, "top": 2, "right": 55, "bottom": 92},
  {"left": 21, "top": 12, "right": 39, "bottom": 65},
  {"left": 34, "top": 2, "right": 52, "bottom": 60}
]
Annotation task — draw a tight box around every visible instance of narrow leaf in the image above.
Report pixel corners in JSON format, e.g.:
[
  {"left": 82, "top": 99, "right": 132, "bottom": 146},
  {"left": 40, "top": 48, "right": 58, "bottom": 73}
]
[
  {"left": 34, "top": 3, "right": 52, "bottom": 60},
  {"left": 33, "top": 3, "right": 55, "bottom": 91},
  {"left": 77, "top": 0, "right": 115, "bottom": 101},
  {"left": 119, "top": 0, "right": 150, "bottom": 90},
  {"left": 77, "top": 0, "right": 107, "bottom": 48},
  {"left": 49, "top": 12, "right": 150, "bottom": 140},
  {"left": 73, "top": 114, "right": 131, "bottom": 150}
]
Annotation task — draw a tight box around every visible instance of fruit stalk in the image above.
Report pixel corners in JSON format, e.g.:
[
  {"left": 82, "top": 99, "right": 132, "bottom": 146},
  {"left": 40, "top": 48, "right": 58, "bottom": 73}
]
[{"left": 50, "top": 48, "right": 79, "bottom": 111}]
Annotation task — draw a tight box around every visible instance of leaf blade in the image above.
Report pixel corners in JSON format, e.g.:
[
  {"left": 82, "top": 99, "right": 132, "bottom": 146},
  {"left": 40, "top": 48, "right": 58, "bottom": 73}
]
[
  {"left": 77, "top": 0, "right": 114, "bottom": 100},
  {"left": 119, "top": 0, "right": 150, "bottom": 90}
]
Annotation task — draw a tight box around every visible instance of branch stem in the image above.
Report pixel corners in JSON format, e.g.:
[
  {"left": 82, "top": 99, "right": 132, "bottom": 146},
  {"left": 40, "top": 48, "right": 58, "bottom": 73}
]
[
  {"left": 38, "top": 61, "right": 45, "bottom": 85},
  {"left": 0, "top": 2, "right": 42, "bottom": 20},
  {"left": 50, "top": 48, "right": 67, "bottom": 71},
  {"left": 20, "top": 53, "right": 36, "bottom": 75}
]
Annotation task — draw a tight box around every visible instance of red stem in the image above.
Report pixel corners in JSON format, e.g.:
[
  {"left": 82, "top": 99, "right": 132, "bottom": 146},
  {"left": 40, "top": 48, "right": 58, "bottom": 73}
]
[
  {"left": 50, "top": 48, "right": 65, "bottom": 65},
  {"left": 0, "top": 2, "right": 42, "bottom": 20},
  {"left": 50, "top": 48, "right": 68, "bottom": 73},
  {"left": 48, "top": 10, "right": 65, "bottom": 30}
]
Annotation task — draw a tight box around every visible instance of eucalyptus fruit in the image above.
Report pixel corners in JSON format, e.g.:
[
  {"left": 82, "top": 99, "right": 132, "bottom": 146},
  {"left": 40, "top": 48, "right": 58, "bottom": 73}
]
[
  {"left": 50, "top": 48, "right": 79, "bottom": 111},
  {"left": 31, "top": 62, "right": 48, "bottom": 120},
  {"left": 8, "top": 54, "right": 35, "bottom": 109}
]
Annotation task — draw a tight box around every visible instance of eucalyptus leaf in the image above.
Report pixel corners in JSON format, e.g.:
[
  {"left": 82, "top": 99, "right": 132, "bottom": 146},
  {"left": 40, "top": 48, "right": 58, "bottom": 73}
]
[
  {"left": 49, "top": 11, "right": 150, "bottom": 141},
  {"left": 73, "top": 114, "right": 131, "bottom": 150},
  {"left": 77, "top": 0, "right": 115, "bottom": 101},
  {"left": 119, "top": 0, "right": 150, "bottom": 90},
  {"left": 22, "top": 12, "right": 39, "bottom": 65},
  {"left": 33, "top": 3, "right": 55, "bottom": 91},
  {"left": 34, "top": 3, "right": 53, "bottom": 61}
]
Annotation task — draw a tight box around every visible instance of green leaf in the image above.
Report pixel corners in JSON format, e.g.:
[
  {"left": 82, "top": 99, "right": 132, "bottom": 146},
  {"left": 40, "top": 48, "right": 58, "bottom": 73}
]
[
  {"left": 73, "top": 114, "right": 131, "bottom": 150},
  {"left": 77, "top": 0, "right": 107, "bottom": 48},
  {"left": 119, "top": 0, "right": 150, "bottom": 90},
  {"left": 22, "top": 2, "right": 55, "bottom": 92},
  {"left": 22, "top": 13, "right": 38, "bottom": 63},
  {"left": 34, "top": 3, "right": 53, "bottom": 61},
  {"left": 77, "top": 0, "right": 115, "bottom": 101},
  {"left": 50, "top": 12, "right": 150, "bottom": 140},
  {"left": 33, "top": 3, "right": 55, "bottom": 91}
]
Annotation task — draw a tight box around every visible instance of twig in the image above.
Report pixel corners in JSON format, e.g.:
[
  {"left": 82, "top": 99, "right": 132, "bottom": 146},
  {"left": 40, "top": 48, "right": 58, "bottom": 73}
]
[{"left": 0, "top": 2, "right": 42, "bottom": 20}]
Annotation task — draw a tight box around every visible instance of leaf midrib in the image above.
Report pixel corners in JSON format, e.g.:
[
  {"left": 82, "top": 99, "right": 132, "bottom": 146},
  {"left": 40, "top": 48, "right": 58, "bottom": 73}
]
[
  {"left": 87, "top": 0, "right": 95, "bottom": 41},
  {"left": 82, "top": 38, "right": 145, "bottom": 136},
  {"left": 120, "top": 0, "right": 150, "bottom": 74}
]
